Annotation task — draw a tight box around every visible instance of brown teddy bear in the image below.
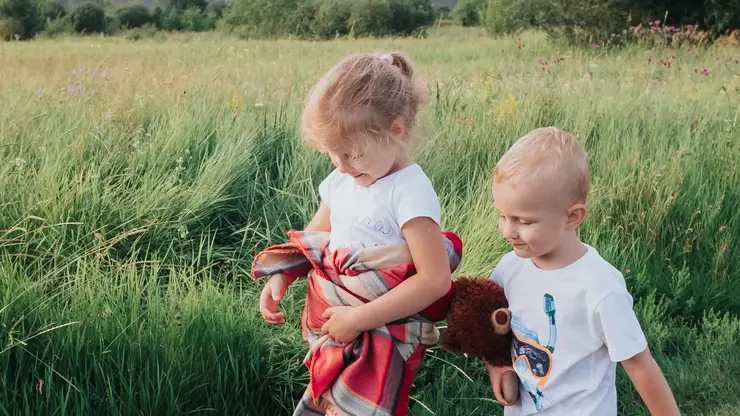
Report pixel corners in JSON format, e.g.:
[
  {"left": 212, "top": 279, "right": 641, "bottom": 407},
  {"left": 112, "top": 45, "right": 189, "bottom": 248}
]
[{"left": 440, "top": 276, "right": 519, "bottom": 404}]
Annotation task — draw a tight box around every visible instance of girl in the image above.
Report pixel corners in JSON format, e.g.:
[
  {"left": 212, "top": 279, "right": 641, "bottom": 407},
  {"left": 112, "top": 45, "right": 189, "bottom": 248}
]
[{"left": 254, "top": 52, "right": 462, "bottom": 416}]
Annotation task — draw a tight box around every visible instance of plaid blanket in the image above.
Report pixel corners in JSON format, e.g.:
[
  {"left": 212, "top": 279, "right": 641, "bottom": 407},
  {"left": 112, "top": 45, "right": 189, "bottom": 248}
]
[{"left": 252, "top": 229, "right": 463, "bottom": 416}]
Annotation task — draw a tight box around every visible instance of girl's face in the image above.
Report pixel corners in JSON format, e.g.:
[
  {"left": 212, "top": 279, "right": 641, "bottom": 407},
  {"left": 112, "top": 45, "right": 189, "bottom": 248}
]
[{"left": 325, "top": 138, "right": 407, "bottom": 187}]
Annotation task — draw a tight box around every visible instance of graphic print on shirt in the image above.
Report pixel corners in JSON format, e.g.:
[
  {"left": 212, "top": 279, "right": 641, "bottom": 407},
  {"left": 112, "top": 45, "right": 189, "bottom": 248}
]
[{"left": 511, "top": 294, "right": 557, "bottom": 412}]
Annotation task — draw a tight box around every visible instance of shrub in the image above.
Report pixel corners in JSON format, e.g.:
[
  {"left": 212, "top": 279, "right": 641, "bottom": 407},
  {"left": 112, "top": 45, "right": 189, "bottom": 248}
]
[
  {"left": 181, "top": 6, "right": 216, "bottom": 31},
  {"left": 451, "top": 0, "right": 485, "bottom": 26},
  {"left": 349, "top": 0, "right": 392, "bottom": 37},
  {"left": 312, "top": 0, "right": 350, "bottom": 38},
  {"left": 388, "top": 0, "right": 435, "bottom": 36},
  {"left": 484, "top": 0, "right": 544, "bottom": 34},
  {"left": 40, "top": 0, "right": 65, "bottom": 20},
  {"left": 285, "top": 0, "right": 318, "bottom": 37},
  {"left": 0, "top": 0, "right": 42, "bottom": 39},
  {"left": 0, "top": 17, "right": 24, "bottom": 39},
  {"left": 116, "top": 4, "right": 151, "bottom": 29},
  {"left": 39, "top": 16, "right": 74, "bottom": 37},
  {"left": 70, "top": 1, "right": 105, "bottom": 33}
]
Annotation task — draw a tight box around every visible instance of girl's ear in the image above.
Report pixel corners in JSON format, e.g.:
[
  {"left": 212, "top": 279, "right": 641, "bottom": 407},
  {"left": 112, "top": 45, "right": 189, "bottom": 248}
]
[{"left": 390, "top": 118, "right": 406, "bottom": 139}]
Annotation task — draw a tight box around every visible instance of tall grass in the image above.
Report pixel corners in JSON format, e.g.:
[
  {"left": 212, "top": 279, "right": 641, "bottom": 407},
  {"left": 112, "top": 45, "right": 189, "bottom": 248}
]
[{"left": 1, "top": 27, "right": 739, "bottom": 415}]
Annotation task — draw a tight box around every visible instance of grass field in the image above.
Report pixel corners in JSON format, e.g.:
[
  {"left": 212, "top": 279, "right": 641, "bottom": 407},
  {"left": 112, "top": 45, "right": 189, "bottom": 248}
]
[{"left": 1, "top": 26, "right": 739, "bottom": 415}]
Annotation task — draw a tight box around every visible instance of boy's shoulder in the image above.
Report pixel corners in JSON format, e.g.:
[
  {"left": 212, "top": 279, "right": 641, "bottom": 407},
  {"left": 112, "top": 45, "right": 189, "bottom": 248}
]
[{"left": 493, "top": 245, "right": 629, "bottom": 295}]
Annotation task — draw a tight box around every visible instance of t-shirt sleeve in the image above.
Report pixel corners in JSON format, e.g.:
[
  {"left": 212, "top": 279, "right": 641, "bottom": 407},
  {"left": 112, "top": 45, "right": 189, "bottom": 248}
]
[
  {"left": 593, "top": 291, "right": 648, "bottom": 362},
  {"left": 489, "top": 252, "right": 514, "bottom": 287},
  {"left": 393, "top": 169, "right": 441, "bottom": 228},
  {"left": 318, "top": 169, "right": 338, "bottom": 209}
]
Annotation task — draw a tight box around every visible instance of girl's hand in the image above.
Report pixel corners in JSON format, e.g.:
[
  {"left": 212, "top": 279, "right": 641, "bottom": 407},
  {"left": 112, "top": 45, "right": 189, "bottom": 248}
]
[
  {"left": 321, "top": 306, "right": 364, "bottom": 344},
  {"left": 259, "top": 273, "right": 296, "bottom": 325}
]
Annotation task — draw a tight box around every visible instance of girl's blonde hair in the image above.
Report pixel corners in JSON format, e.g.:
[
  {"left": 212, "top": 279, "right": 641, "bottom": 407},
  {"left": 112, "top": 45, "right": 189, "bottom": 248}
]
[{"left": 300, "top": 52, "right": 428, "bottom": 153}]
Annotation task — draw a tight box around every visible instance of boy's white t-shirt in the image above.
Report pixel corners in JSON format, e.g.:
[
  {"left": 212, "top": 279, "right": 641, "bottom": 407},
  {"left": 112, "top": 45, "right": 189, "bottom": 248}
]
[
  {"left": 318, "top": 164, "right": 441, "bottom": 252},
  {"left": 490, "top": 246, "right": 648, "bottom": 416}
]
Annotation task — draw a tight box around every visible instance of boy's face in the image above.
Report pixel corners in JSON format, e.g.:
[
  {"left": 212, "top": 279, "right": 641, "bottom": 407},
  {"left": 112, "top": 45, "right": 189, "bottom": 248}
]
[{"left": 492, "top": 178, "right": 574, "bottom": 261}]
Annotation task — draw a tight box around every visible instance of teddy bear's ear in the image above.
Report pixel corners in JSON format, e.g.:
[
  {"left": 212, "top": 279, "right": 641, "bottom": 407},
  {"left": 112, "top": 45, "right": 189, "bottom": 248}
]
[{"left": 440, "top": 330, "right": 462, "bottom": 354}]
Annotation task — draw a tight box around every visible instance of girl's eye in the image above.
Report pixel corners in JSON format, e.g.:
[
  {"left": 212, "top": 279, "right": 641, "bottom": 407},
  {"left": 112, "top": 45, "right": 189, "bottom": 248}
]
[{"left": 519, "top": 220, "right": 532, "bottom": 225}]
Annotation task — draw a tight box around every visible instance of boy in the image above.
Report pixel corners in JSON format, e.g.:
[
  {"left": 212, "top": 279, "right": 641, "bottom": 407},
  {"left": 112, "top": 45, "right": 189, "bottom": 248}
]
[{"left": 486, "top": 127, "right": 679, "bottom": 415}]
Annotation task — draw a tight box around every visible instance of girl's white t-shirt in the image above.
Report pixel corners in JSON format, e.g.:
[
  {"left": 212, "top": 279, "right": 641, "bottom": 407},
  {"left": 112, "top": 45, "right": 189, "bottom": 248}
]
[{"left": 318, "top": 164, "right": 441, "bottom": 252}]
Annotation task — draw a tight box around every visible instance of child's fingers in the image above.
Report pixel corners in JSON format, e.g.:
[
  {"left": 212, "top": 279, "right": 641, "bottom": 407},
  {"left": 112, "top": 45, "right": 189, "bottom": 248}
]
[
  {"left": 487, "top": 364, "right": 513, "bottom": 406},
  {"left": 322, "top": 307, "right": 336, "bottom": 319}
]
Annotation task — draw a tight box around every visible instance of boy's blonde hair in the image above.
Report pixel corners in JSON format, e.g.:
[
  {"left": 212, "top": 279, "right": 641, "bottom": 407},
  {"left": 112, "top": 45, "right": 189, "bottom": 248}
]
[
  {"left": 300, "top": 52, "right": 427, "bottom": 153},
  {"left": 494, "top": 127, "right": 591, "bottom": 205}
]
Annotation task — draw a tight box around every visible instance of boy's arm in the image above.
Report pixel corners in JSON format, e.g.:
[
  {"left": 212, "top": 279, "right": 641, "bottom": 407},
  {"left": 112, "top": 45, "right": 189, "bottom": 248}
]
[{"left": 621, "top": 348, "right": 680, "bottom": 416}]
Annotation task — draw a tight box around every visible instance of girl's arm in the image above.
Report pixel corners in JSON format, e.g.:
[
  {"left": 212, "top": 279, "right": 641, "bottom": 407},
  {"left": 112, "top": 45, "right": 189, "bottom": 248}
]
[
  {"left": 322, "top": 216, "right": 451, "bottom": 339},
  {"left": 259, "top": 203, "right": 330, "bottom": 324},
  {"left": 305, "top": 203, "right": 331, "bottom": 232}
]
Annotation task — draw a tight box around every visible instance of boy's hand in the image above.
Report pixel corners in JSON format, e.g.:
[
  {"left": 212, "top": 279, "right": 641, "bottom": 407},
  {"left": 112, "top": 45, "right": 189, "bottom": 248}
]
[
  {"left": 259, "top": 273, "right": 295, "bottom": 325},
  {"left": 321, "top": 306, "right": 363, "bottom": 345},
  {"left": 485, "top": 361, "right": 518, "bottom": 406}
]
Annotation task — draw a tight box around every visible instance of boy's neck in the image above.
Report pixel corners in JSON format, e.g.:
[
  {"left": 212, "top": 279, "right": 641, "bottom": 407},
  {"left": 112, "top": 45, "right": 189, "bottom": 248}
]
[{"left": 531, "top": 234, "right": 587, "bottom": 271}]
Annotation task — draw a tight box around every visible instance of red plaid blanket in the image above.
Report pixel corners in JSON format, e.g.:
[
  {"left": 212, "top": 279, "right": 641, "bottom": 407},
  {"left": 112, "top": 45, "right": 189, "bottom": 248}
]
[{"left": 252, "top": 229, "right": 463, "bottom": 416}]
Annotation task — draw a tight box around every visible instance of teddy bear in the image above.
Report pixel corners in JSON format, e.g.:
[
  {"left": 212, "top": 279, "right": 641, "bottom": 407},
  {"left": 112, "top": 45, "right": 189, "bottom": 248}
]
[{"left": 440, "top": 276, "right": 519, "bottom": 404}]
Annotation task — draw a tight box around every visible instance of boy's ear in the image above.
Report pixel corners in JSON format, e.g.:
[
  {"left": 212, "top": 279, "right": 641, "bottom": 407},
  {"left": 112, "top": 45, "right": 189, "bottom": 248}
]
[{"left": 566, "top": 203, "right": 587, "bottom": 230}]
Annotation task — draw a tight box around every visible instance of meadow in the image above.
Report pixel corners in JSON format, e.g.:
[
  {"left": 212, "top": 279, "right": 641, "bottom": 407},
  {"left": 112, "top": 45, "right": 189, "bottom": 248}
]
[{"left": 1, "top": 26, "right": 739, "bottom": 415}]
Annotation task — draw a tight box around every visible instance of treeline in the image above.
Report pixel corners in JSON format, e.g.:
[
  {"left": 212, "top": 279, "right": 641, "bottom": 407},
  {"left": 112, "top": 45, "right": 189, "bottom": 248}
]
[
  {"left": 0, "top": 0, "right": 446, "bottom": 40},
  {"left": 452, "top": 0, "right": 740, "bottom": 41}
]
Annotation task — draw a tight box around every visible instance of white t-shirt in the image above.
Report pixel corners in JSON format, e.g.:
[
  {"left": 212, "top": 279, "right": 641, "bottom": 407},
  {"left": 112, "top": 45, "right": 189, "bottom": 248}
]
[
  {"left": 318, "top": 164, "right": 441, "bottom": 252},
  {"left": 489, "top": 246, "right": 648, "bottom": 416}
]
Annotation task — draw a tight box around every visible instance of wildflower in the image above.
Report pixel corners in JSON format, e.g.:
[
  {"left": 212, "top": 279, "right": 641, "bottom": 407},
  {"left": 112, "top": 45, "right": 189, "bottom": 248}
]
[
  {"left": 67, "top": 84, "right": 74, "bottom": 93},
  {"left": 492, "top": 94, "right": 518, "bottom": 121},
  {"left": 255, "top": 102, "right": 265, "bottom": 108},
  {"left": 703, "top": 68, "right": 709, "bottom": 76},
  {"left": 229, "top": 91, "right": 244, "bottom": 115}
]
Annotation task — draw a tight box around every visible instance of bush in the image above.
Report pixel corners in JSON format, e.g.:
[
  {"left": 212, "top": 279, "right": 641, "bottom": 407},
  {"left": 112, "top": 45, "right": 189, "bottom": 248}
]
[
  {"left": 181, "top": 6, "right": 216, "bottom": 31},
  {"left": 0, "top": 0, "right": 42, "bottom": 39},
  {"left": 349, "top": 0, "right": 392, "bottom": 37},
  {"left": 223, "top": 0, "right": 301, "bottom": 37},
  {"left": 484, "top": 0, "right": 545, "bottom": 34},
  {"left": 168, "top": 0, "right": 207, "bottom": 12},
  {"left": 388, "top": 0, "right": 435, "bottom": 36},
  {"left": 285, "top": 0, "right": 318, "bottom": 37},
  {"left": 151, "top": 6, "right": 164, "bottom": 28},
  {"left": 71, "top": 1, "right": 105, "bottom": 33},
  {"left": 39, "top": 0, "right": 65, "bottom": 20},
  {"left": 312, "top": 0, "right": 350, "bottom": 38},
  {"left": 39, "top": 15, "right": 73, "bottom": 37},
  {"left": 0, "top": 17, "right": 24, "bottom": 39},
  {"left": 452, "top": 0, "right": 485, "bottom": 26},
  {"left": 116, "top": 4, "right": 151, "bottom": 29}
]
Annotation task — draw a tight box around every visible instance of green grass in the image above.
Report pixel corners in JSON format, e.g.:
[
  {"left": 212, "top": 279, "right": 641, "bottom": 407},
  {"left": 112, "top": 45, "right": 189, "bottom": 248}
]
[{"left": 1, "top": 27, "right": 739, "bottom": 415}]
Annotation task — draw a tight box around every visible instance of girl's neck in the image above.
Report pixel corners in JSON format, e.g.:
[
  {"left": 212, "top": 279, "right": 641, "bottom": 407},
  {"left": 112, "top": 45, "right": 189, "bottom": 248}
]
[{"left": 388, "top": 153, "right": 413, "bottom": 176}]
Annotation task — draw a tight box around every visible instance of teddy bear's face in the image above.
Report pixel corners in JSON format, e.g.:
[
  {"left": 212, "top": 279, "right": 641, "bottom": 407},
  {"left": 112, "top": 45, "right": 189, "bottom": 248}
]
[{"left": 441, "top": 277, "right": 513, "bottom": 367}]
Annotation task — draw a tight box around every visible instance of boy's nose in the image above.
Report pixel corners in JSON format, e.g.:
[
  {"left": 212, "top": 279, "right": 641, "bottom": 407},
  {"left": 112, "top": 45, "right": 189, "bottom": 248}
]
[{"left": 502, "top": 223, "right": 518, "bottom": 239}]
